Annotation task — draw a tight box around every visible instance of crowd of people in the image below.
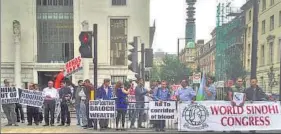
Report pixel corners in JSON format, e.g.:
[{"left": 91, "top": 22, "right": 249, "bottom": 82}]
[{"left": 1, "top": 75, "right": 275, "bottom": 132}]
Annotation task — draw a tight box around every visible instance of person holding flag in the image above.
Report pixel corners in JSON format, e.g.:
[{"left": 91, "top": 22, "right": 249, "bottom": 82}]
[{"left": 196, "top": 74, "right": 216, "bottom": 101}]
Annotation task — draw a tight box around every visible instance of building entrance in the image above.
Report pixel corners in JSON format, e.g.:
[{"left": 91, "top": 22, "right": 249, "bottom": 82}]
[{"left": 37, "top": 71, "right": 59, "bottom": 90}]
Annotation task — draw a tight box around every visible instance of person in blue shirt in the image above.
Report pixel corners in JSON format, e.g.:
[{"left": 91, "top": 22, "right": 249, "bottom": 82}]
[
  {"left": 115, "top": 81, "right": 129, "bottom": 131},
  {"left": 96, "top": 79, "right": 113, "bottom": 130},
  {"left": 153, "top": 80, "right": 171, "bottom": 132},
  {"left": 204, "top": 76, "right": 216, "bottom": 100},
  {"left": 175, "top": 80, "right": 196, "bottom": 102}
]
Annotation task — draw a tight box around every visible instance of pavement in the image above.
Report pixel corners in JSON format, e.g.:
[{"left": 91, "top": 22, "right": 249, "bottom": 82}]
[
  {"left": 1, "top": 116, "right": 281, "bottom": 133},
  {"left": 1, "top": 119, "right": 281, "bottom": 133}
]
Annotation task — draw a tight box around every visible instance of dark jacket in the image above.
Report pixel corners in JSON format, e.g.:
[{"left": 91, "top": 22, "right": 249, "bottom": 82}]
[
  {"left": 84, "top": 84, "right": 94, "bottom": 104},
  {"left": 116, "top": 88, "right": 128, "bottom": 110},
  {"left": 135, "top": 85, "right": 147, "bottom": 105},
  {"left": 244, "top": 86, "right": 268, "bottom": 101},
  {"left": 59, "top": 87, "right": 72, "bottom": 103},
  {"left": 74, "top": 85, "right": 86, "bottom": 104},
  {"left": 96, "top": 85, "right": 113, "bottom": 100}
]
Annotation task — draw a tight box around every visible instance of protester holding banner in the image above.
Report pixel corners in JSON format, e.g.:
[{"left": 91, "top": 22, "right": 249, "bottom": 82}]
[
  {"left": 227, "top": 78, "right": 246, "bottom": 106},
  {"left": 175, "top": 80, "right": 196, "bottom": 102},
  {"left": 34, "top": 84, "right": 43, "bottom": 123},
  {"left": 42, "top": 81, "right": 59, "bottom": 126},
  {"left": 15, "top": 87, "right": 25, "bottom": 123},
  {"left": 153, "top": 80, "right": 171, "bottom": 132},
  {"left": 244, "top": 77, "right": 271, "bottom": 101},
  {"left": 58, "top": 81, "right": 72, "bottom": 126},
  {"left": 26, "top": 84, "right": 39, "bottom": 126},
  {"left": 130, "top": 78, "right": 148, "bottom": 129},
  {"left": 115, "top": 81, "right": 129, "bottom": 131},
  {"left": 204, "top": 76, "right": 216, "bottom": 100},
  {"left": 96, "top": 79, "right": 113, "bottom": 130},
  {"left": 1, "top": 79, "right": 18, "bottom": 126}
]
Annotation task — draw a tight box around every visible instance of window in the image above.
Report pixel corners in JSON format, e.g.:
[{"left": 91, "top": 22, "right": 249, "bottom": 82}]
[
  {"left": 36, "top": 0, "right": 71, "bottom": 6},
  {"left": 262, "top": 20, "right": 265, "bottom": 34},
  {"left": 110, "top": 19, "right": 128, "bottom": 66},
  {"left": 270, "top": 15, "right": 274, "bottom": 30},
  {"left": 248, "top": 27, "right": 251, "bottom": 37},
  {"left": 36, "top": 1, "right": 74, "bottom": 63},
  {"left": 269, "top": 42, "right": 274, "bottom": 64},
  {"left": 249, "top": 10, "right": 252, "bottom": 21},
  {"left": 279, "top": 11, "right": 281, "bottom": 26},
  {"left": 261, "top": 45, "right": 265, "bottom": 65},
  {"left": 262, "top": 0, "right": 266, "bottom": 11},
  {"left": 112, "top": 0, "right": 126, "bottom": 6},
  {"left": 270, "top": 0, "right": 274, "bottom": 6}
]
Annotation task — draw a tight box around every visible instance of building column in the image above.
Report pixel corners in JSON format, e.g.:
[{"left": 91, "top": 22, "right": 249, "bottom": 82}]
[{"left": 13, "top": 20, "right": 22, "bottom": 87}]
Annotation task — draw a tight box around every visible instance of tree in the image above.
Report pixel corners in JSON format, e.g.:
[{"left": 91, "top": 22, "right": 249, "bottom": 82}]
[
  {"left": 150, "top": 54, "right": 191, "bottom": 83},
  {"left": 225, "top": 46, "right": 247, "bottom": 80},
  {"left": 150, "top": 64, "right": 161, "bottom": 81}
]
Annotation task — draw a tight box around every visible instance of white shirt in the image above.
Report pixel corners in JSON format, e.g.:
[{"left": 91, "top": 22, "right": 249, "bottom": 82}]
[
  {"left": 43, "top": 87, "right": 59, "bottom": 100},
  {"left": 104, "top": 86, "right": 108, "bottom": 95}
]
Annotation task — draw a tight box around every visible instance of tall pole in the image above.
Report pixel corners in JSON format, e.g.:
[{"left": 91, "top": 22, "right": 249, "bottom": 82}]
[
  {"left": 177, "top": 38, "right": 180, "bottom": 58},
  {"left": 141, "top": 43, "right": 145, "bottom": 80},
  {"left": 0, "top": 0, "right": 2, "bottom": 129},
  {"left": 279, "top": 39, "right": 281, "bottom": 101},
  {"left": 250, "top": 0, "right": 258, "bottom": 79},
  {"left": 93, "top": 24, "right": 98, "bottom": 92}
]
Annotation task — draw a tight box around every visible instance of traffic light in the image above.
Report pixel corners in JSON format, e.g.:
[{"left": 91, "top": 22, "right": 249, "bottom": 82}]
[
  {"left": 145, "top": 48, "right": 153, "bottom": 67},
  {"left": 79, "top": 31, "right": 92, "bottom": 58},
  {"left": 128, "top": 37, "right": 138, "bottom": 73}
]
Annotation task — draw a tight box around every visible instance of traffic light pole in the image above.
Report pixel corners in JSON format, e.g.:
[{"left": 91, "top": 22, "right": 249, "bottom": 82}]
[
  {"left": 93, "top": 24, "right": 98, "bottom": 92},
  {"left": 141, "top": 43, "right": 145, "bottom": 81},
  {"left": 250, "top": 0, "right": 258, "bottom": 79}
]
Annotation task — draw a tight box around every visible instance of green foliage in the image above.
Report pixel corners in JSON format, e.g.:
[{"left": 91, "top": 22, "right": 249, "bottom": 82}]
[
  {"left": 225, "top": 47, "right": 247, "bottom": 80},
  {"left": 150, "top": 54, "right": 191, "bottom": 83}
]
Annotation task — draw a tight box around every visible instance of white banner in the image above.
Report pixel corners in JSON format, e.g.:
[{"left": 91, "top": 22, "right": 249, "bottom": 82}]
[
  {"left": 89, "top": 100, "right": 115, "bottom": 119},
  {"left": 178, "top": 101, "right": 281, "bottom": 131},
  {"left": 149, "top": 101, "right": 176, "bottom": 120},
  {"left": 19, "top": 89, "right": 44, "bottom": 108},
  {"left": 0, "top": 87, "right": 19, "bottom": 104}
]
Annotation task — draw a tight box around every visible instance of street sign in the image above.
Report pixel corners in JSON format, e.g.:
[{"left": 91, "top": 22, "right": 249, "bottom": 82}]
[{"left": 192, "top": 73, "right": 201, "bottom": 84}]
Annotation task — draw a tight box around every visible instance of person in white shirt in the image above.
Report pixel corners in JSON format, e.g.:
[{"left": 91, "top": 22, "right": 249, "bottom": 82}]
[{"left": 42, "top": 81, "right": 59, "bottom": 126}]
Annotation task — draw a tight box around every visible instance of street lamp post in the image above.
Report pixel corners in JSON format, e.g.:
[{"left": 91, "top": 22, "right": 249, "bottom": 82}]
[{"left": 279, "top": 42, "right": 281, "bottom": 101}]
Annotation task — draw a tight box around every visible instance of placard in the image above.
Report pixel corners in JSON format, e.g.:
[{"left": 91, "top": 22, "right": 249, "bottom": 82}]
[
  {"left": 19, "top": 89, "right": 44, "bottom": 108},
  {"left": 178, "top": 101, "right": 281, "bottom": 131},
  {"left": 233, "top": 92, "right": 244, "bottom": 106},
  {"left": 0, "top": 87, "right": 19, "bottom": 104},
  {"left": 64, "top": 56, "right": 83, "bottom": 77},
  {"left": 149, "top": 101, "right": 176, "bottom": 120},
  {"left": 89, "top": 100, "right": 115, "bottom": 119}
]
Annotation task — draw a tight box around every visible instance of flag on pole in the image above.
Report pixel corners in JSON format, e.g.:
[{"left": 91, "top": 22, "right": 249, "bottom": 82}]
[{"left": 196, "top": 73, "right": 206, "bottom": 101}]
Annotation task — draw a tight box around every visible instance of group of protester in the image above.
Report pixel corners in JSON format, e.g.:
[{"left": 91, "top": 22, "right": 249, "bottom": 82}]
[{"left": 1, "top": 74, "right": 275, "bottom": 132}]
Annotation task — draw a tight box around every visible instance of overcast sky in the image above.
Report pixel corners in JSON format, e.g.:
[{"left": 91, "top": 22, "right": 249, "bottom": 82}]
[{"left": 150, "top": 0, "right": 246, "bottom": 53}]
